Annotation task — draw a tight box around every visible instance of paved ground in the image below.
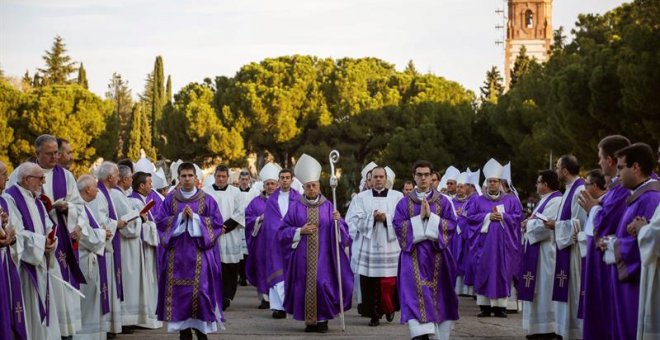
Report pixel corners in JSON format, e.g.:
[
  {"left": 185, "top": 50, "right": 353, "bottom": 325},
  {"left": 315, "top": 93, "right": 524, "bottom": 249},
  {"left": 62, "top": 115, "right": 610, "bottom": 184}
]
[{"left": 120, "top": 284, "right": 526, "bottom": 339}]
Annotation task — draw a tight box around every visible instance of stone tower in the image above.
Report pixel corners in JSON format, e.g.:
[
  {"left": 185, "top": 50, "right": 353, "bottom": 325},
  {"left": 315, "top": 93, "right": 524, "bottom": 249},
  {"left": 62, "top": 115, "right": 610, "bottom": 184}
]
[{"left": 504, "top": 0, "right": 552, "bottom": 87}]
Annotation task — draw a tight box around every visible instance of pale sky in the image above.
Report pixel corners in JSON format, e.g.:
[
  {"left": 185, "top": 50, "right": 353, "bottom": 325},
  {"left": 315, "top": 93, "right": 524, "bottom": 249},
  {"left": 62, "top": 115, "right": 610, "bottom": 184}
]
[{"left": 0, "top": 0, "right": 627, "bottom": 98}]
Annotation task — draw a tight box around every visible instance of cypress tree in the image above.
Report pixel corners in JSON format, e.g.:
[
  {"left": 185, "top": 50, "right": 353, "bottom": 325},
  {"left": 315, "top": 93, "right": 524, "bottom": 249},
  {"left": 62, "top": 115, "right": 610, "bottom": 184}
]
[
  {"left": 151, "top": 56, "right": 165, "bottom": 144},
  {"left": 166, "top": 75, "right": 172, "bottom": 104},
  {"left": 509, "top": 45, "right": 531, "bottom": 88},
  {"left": 77, "top": 63, "right": 89, "bottom": 89}
]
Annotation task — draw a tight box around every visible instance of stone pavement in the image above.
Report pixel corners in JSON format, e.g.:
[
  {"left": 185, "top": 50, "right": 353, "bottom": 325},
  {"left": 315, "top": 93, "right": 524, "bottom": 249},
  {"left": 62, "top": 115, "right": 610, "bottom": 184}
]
[{"left": 120, "top": 285, "right": 526, "bottom": 339}]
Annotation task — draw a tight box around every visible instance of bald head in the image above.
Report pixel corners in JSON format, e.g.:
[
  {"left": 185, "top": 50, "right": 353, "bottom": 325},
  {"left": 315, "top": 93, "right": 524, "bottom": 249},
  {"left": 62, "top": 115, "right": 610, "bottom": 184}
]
[{"left": 77, "top": 174, "right": 98, "bottom": 202}]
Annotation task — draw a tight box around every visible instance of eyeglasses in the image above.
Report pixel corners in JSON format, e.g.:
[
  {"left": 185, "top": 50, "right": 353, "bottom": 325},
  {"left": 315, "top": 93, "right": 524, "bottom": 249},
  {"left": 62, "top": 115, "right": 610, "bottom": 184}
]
[
  {"left": 40, "top": 151, "right": 59, "bottom": 158},
  {"left": 414, "top": 172, "right": 432, "bottom": 178},
  {"left": 27, "top": 175, "right": 46, "bottom": 181}
]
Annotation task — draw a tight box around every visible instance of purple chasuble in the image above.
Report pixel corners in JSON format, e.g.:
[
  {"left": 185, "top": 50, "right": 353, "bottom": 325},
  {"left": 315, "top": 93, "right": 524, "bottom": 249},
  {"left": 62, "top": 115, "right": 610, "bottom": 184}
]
[
  {"left": 517, "top": 191, "right": 562, "bottom": 301},
  {"left": 83, "top": 206, "right": 110, "bottom": 314},
  {"left": 263, "top": 188, "right": 300, "bottom": 288},
  {"left": 610, "top": 180, "right": 660, "bottom": 340},
  {"left": 0, "top": 197, "right": 28, "bottom": 340},
  {"left": 502, "top": 193, "right": 524, "bottom": 285},
  {"left": 581, "top": 178, "right": 630, "bottom": 340},
  {"left": 97, "top": 182, "right": 124, "bottom": 300},
  {"left": 458, "top": 193, "right": 478, "bottom": 287},
  {"left": 552, "top": 178, "right": 585, "bottom": 302},
  {"left": 393, "top": 190, "right": 459, "bottom": 325},
  {"left": 154, "top": 189, "right": 225, "bottom": 323},
  {"left": 50, "top": 165, "right": 86, "bottom": 288},
  {"left": 277, "top": 195, "right": 353, "bottom": 324},
  {"left": 451, "top": 196, "right": 469, "bottom": 276},
  {"left": 465, "top": 192, "right": 520, "bottom": 299},
  {"left": 244, "top": 194, "right": 269, "bottom": 295},
  {"left": 5, "top": 185, "right": 49, "bottom": 324}
]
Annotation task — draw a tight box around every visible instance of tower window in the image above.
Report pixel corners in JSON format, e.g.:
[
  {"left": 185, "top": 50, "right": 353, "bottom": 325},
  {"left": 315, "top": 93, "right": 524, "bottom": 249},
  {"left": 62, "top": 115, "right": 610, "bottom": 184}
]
[{"left": 525, "top": 10, "right": 534, "bottom": 28}]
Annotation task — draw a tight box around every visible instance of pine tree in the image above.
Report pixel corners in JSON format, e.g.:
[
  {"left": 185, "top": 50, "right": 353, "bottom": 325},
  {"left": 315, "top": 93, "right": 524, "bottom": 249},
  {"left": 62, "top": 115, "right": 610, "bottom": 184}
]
[
  {"left": 151, "top": 56, "right": 165, "bottom": 145},
  {"left": 166, "top": 75, "right": 172, "bottom": 104},
  {"left": 480, "top": 66, "right": 504, "bottom": 104},
  {"left": 38, "top": 35, "right": 77, "bottom": 85},
  {"left": 404, "top": 60, "right": 418, "bottom": 76},
  {"left": 105, "top": 73, "right": 133, "bottom": 157},
  {"left": 77, "top": 63, "right": 88, "bottom": 89},
  {"left": 509, "top": 45, "right": 531, "bottom": 88}
]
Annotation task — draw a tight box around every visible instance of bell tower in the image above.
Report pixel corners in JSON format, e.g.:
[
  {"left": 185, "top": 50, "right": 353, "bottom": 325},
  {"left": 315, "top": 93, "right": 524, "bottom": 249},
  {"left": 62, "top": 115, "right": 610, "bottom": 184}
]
[{"left": 504, "top": 0, "right": 552, "bottom": 87}]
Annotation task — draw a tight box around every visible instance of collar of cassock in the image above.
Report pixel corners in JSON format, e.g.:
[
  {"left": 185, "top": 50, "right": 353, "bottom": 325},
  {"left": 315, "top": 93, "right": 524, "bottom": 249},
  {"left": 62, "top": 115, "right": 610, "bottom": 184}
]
[
  {"left": 212, "top": 184, "right": 229, "bottom": 191},
  {"left": 240, "top": 187, "right": 251, "bottom": 192},
  {"left": 372, "top": 188, "right": 388, "bottom": 197},
  {"left": 409, "top": 189, "right": 441, "bottom": 204},
  {"left": 300, "top": 194, "right": 327, "bottom": 208},
  {"left": 174, "top": 187, "right": 205, "bottom": 203}
]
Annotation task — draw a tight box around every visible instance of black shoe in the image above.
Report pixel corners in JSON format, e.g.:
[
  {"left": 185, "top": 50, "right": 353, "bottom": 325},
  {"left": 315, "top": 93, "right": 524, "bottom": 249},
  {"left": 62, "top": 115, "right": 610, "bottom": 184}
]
[
  {"left": 121, "top": 326, "right": 135, "bottom": 334},
  {"left": 179, "top": 328, "right": 193, "bottom": 340},
  {"left": 239, "top": 277, "right": 248, "bottom": 286},
  {"left": 317, "top": 321, "right": 328, "bottom": 333},
  {"left": 369, "top": 317, "right": 380, "bottom": 326},
  {"left": 493, "top": 307, "right": 508, "bottom": 318},
  {"left": 107, "top": 333, "right": 117, "bottom": 339},
  {"left": 194, "top": 329, "right": 208, "bottom": 340},
  {"left": 272, "top": 310, "right": 287, "bottom": 319},
  {"left": 411, "top": 335, "right": 431, "bottom": 340},
  {"left": 477, "top": 305, "right": 491, "bottom": 317},
  {"left": 386, "top": 312, "right": 395, "bottom": 322},
  {"left": 507, "top": 309, "right": 518, "bottom": 314},
  {"left": 222, "top": 298, "right": 231, "bottom": 311},
  {"left": 258, "top": 299, "right": 270, "bottom": 309},
  {"left": 304, "top": 324, "right": 318, "bottom": 333}
]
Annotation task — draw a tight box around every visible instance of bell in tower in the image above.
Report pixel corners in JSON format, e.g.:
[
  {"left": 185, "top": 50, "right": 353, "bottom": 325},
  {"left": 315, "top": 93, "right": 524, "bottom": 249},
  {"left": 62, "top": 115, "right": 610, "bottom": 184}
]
[{"left": 504, "top": 0, "right": 553, "bottom": 88}]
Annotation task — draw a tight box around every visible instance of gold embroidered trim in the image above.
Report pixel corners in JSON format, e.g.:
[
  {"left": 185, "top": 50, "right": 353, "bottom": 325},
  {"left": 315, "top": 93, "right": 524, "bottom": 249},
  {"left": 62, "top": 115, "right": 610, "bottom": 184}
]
[
  {"left": 165, "top": 248, "right": 175, "bottom": 320},
  {"left": 191, "top": 249, "right": 202, "bottom": 318},
  {"left": 304, "top": 205, "right": 320, "bottom": 326}
]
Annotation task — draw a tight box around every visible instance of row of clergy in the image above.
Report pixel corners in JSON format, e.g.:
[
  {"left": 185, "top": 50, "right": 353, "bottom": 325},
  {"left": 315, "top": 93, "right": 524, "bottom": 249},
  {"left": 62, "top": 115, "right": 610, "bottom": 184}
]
[{"left": 1, "top": 133, "right": 658, "bottom": 340}]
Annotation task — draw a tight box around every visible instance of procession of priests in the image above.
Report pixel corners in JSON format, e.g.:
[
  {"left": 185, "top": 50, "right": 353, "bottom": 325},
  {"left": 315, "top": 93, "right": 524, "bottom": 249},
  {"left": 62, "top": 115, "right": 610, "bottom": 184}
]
[{"left": 0, "top": 133, "right": 658, "bottom": 340}]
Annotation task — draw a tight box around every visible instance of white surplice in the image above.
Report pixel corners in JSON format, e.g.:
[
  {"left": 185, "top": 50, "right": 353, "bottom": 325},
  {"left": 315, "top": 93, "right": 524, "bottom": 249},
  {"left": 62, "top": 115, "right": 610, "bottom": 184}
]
[
  {"left": 42, "top": 166, "right": 85, "bottom": 336},
  {"left": 522, "top": 192, "right": 561, "bottom": 335},
  {"left": 127, "top": 192, "right": 161, "bottom": 329},
  {"left": 346, "top": 189, "right": 403, "bottom": 278},
  {"left": 637, "top": 205, "right": 660, "bottom": 340},
  {"left": 553, "top": 178, "right": 587, "bottom": 339},
  {"left": 4, "top": 186, "right": 62, "bottom": 340},
  {"left": 203, "top": 184, "right": 243, "bottom": 264},
  {"left": 88, "top": 188, "right": 123, "bottom": 334},
  {"left": 75, "top": 204, "right": 110, "bottom": 340}
]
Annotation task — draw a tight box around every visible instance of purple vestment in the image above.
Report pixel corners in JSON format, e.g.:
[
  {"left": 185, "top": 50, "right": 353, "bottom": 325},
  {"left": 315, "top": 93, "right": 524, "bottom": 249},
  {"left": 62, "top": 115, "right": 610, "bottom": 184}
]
[
  {"left": 277, "top": 195, "right": 353, "bottom": 324},
  {"left": 50, "top": 165, "right": 86, "bottom": 288},
  {"left": 244, "top": 193, "right": 269, "bottom": 294},
  {"left": 0, "top": 196, "right": 27, "bottom": 339},
  {"left": 581, "top": 178, "right": 629, "bottom": 340},
  {"left": 610, "top": 181, "right": 660, "bottom": 340},
  {"left": 459, "top": 193, "right": 479, "bottom": 288},
  {"left": 451, "top": 196, "right": 469, "bottom": 277},
  {"left": 263, "top": 188, "right": 300, "bottom": 288},
  {"left": 393, "top": 190, "right": 459, "bottom": 325},
  {"left": 502, "top": 193, "right": 523, "bottom": 285},
  {"left": 154, "top": 189, "right": 225, "bottom": 323},
  {"left": 465, "top": 192, "right": 520, "bottom": 299}
]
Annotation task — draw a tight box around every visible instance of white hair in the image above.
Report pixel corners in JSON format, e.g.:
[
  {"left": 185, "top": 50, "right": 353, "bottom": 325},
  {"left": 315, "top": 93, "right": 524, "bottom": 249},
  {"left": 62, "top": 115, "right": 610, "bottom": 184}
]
[
  {"left": 76, "top": 174, "right": 97, "bottom": 192},
  {"left": 96, "top": 161, "right": 118, "bottom": 181},
  {"left": 34, "top": 134, "right": 58, "bottom": 152},
  {"left": 16, "top": 162, "right": 41, "bottom": 182}
]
